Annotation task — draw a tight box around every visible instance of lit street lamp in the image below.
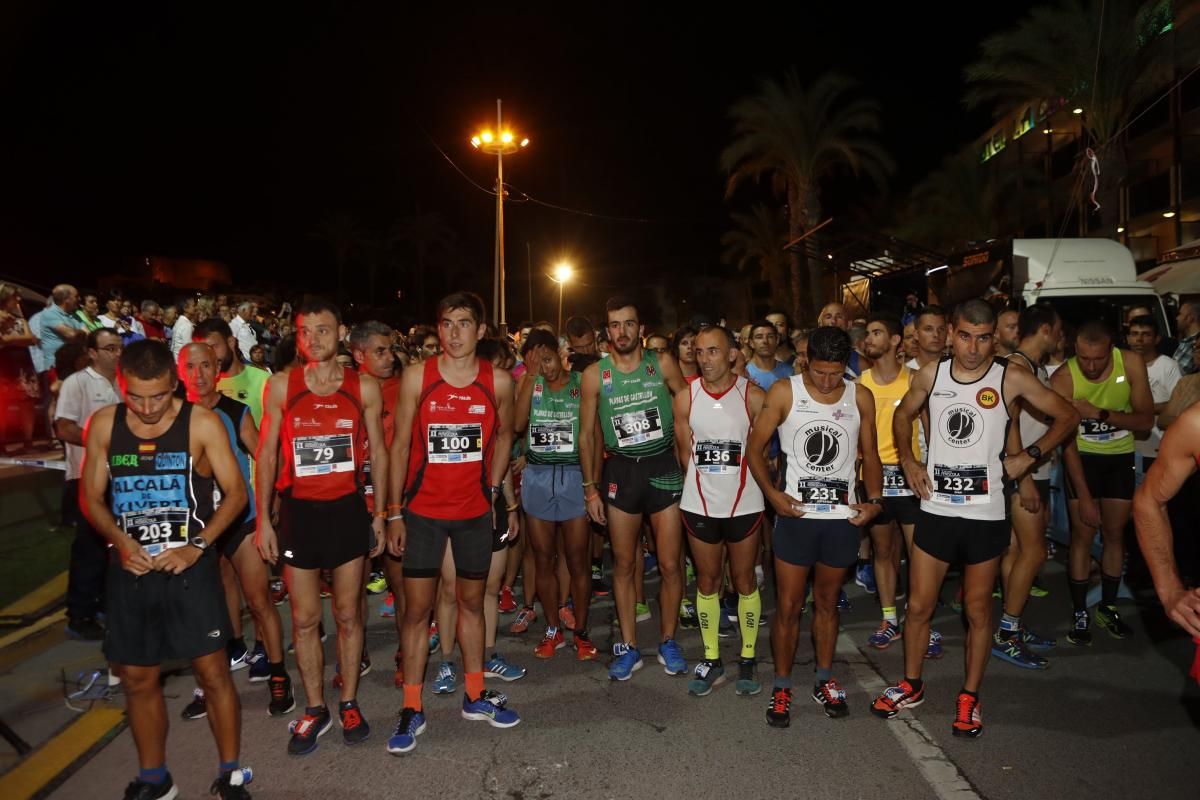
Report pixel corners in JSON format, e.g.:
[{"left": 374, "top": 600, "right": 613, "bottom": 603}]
[
  {"left": 550, "top": 262, "right": 572, "bottom": 335},
  {"left": 471, "top": 99, "right": 529, "bottom": 330}
]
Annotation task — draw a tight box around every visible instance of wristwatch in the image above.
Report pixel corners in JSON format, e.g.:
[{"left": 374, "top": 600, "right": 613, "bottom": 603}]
[
  {"left": 866, "top": 497, "right": 885, "bottom": 507},
  {"left": 1025, "top": 444, "right": 1042, "bottom": 460},
  {"left": 189, "top": 536, "right": 209, "bottom": 551}
]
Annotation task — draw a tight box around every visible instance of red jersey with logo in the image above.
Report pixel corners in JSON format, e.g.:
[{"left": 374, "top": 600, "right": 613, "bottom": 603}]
[
  {"left": 363, "top": 375, "right": 401, "bottom": 512},
  {"left": 277, "top": 367, "right": 366, "bottom": 501},
  {"left": 405, "top": 358, "right": 498, "bottom": 520}
]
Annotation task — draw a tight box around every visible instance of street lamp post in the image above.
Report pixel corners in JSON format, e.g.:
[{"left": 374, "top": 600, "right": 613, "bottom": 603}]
[
  {"left": 551, "top": 262, "right": 572, "bottom": 335},
  {"left": 471, "top": 100, "right": 529, "bottom": 330}
]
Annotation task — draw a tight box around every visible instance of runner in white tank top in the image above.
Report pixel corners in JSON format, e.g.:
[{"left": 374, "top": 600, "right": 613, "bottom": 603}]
[
  {"left": 674, "top": 326, "right": 768, "bottom": 697},
  {"left": 871, "top": 300, "right": 1078, "bottom": 739}
]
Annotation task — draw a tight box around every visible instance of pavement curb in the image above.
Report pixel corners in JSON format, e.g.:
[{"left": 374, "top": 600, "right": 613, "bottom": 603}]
[
  {"left": 0, "top": 573, "right": 68, "bottom": 628},
  {"left": 0, "top": 611, "right": 66, "bottom": 652},
  {"left": 0, "top": 706, "right": 126, "bottom": 800}
]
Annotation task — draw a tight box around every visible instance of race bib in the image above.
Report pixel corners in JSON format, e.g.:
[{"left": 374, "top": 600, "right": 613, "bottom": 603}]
[
  {"left": 612, "top": 407, "right": 663, "bottom": 447},
  {"left": 1078, "top": 418, "right": 1130, "bottom": 443},
  {"left": 293, "top": 434, "right": 354, "bottom": 477},
  {"left": 932, "top": 464, "right": 989, "bottom": 505},
  {"left": 530, "top": 421, "right": 574, "bottom": 454},
  {"left": 794, "top": 478, "right": 849, "bottom": 513},
  {"left": 122, "top": 507, "right": 189, "bottom": 556},
  {"left": 694, "top": 440, "right": 742, "bottom": 474},
  {"left": 427, "top": 423, "right": 483, "bottom": 463},
  {"left": 882, "top": 464, "right": 912, "bottom": 497}
]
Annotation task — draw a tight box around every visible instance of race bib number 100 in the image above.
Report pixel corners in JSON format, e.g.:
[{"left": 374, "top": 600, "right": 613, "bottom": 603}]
[
  {"left": 613, "top": 407, "right": 663, "bottom": 447},
  {"left": 122, "top": 507, "right": 189, "bottom": 556},
  {"left": 293, "top": 434, "right": 354, "bottom": 477},
  {"left": 428, "top": 423, "right": 484, "bottom": 463}
]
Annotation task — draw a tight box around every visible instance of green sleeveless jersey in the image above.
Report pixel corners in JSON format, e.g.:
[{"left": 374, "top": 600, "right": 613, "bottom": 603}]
[
  {"left": 1068, "top": 347, "right": 1134, "bottom": 455},
  {"left": 597, "top": 351, "right": 674, "bottom": 457},
  {"left": 526, "top": 371, "right": 582, "bottom": 465}
]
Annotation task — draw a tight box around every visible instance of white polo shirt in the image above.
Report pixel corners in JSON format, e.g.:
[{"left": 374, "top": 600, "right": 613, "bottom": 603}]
[{"left": 55, "top": 367, "right": 121, "bottom": 481}]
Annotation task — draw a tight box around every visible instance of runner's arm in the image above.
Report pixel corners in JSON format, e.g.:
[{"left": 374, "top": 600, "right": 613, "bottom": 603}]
[
  {"left": 192, "top": 406, "right": 248, "bottom": 544},
  {"left": 490, "top": 368, "right": 516, "bottom": 489},
  {"left": 254, "top": 372, "right": 288, "bottom": 524},
  {"left": 579, "top": 363, "right": 601, "bottom": 487},
  {"left": 1132, "top": 405, "right": 1200, "bottom": 638},
  {"left": 1002, "top": 367, "right": 1080, "bottom": 480},
  {"left": 385, "top": 366, "right": 422, "bottom": 555},
  {"left": 856, "top": 388, "right": 882, "bottom": 501},
  {"left": 238, "top": 405, "right": 259, "bottom": 456},
  {"left": 361, "top": 375, "right": 389, "bottom": 556},
  {"left": 672, "top": 382, "right": 692, "bottom": 476},
  {"left": 747, "top": 379, "right": 801, "bottom": 517},
  {"left": 1106, "top": 350, "right": 1154, "bottom": 434},
  {"left": 894, "top": 361, "right": 934, "bottom": 498}
]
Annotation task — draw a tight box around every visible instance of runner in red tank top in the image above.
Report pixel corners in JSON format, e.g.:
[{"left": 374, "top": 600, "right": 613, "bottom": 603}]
[
  {"left": 385, "top": 291, "right": 522, "bottom": 754},
  {"left": 255, "top": 300, "right": 388, "bottom": 756}
]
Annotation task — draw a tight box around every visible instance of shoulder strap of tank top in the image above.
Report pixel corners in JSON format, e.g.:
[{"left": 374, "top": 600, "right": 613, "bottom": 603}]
[
  {"left": 334, "top": 368, "right": 364, "bottom": 415},
  {"left": 283, "top": 367, "right": 308, "bottom": 414},
  {"left": 473, "top": 359, "right": 499, "bottom": 413}
]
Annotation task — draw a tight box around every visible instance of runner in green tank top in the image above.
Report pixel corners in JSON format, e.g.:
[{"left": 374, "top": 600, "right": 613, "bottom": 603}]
[
  {"left": 579, "top": 296, "right": 689, "bottom": 681},
  {"left": 1050, "top": 321, "right": 1153, "bottom": 645}
]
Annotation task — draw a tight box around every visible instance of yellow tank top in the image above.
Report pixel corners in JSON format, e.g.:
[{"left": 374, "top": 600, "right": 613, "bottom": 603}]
[{"left": 860, "top": 365, "right": 921, "bottom": 465}]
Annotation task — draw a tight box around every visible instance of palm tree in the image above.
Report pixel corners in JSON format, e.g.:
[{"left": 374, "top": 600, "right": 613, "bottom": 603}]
[
  {"left": 721, "top": 71, "right": 894, "bottom": 322},
  {"left": 311, "top": 211, "right": 369, "bottom": 304},
  {"left": 389, "top": 210, "right": 458, "bottom": 314},
  {"left": 963, "top": 0, "right": 1181, "bottom": 231},
  {"left": 721, "top": 204, "right": 791, "bottom": 314}
]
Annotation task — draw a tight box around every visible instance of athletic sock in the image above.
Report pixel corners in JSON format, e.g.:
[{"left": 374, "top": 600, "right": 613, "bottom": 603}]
[
  {"left": 773, "top": 675, "right": 793, "bottom": 690},
  {"left": 882, "top": 606, "right": 898, "bottom": 626},
  {"left": 269, "top": 660, "right": 287, "bottom": 679},
  {"left": 402, "top": 683, "right": 423, "bottom": 712},
  {"left": 999, "top": 612, "right": 1021, "bottom": 635},
  {"left": 465, "top": 671, "right": 485, "bottom": 701},
  {"left": 140, "top": 766, "right": 167, "bottom": 786},
  {"left": 1101, "top": 573, "right": 1121, "bottom": 606},
  {"left": 218, "top": 761, "right": 239, "bottom": 778},
  {"left": 738, "top": 590, "right": 761, "bottom": 660},
  {"left": 904, "top": 677, "right": 923, "bottom": 693},
  {"left": 695, "top": 591, "right": 721, "bottom": 660},
  {"left": 1069, "top": 578, "right": 1090, "bottom": 614},
  {"left": 815, "top": 665, "right": 833, "bottom": 684}
]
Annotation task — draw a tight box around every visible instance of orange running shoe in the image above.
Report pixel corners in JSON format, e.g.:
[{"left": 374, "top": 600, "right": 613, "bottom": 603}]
[{"left": 952, "top": 691, "right": 983, "bottom": 738}]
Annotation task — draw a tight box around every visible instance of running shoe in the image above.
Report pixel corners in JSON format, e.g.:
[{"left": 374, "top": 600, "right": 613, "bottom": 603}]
[
  {"left": 990, "top": 632, "right": 1047, "bottom": 670},
  {"left": 209, "top": 768, "right": 253, "bottom": 800},
  {"left": 393, "top": 649, "right": 404, "bottom": 688},
  {"left": 247, "top": 641, "right": 269, "bottom": 683},
  {"left": 228, "top": 640, "right": 250, "bottom": 672},
  {"left": 925, "top": 630, "right": 945, "bottom": 660},
  {"left": 181, "top": 687, "right": 207, "bottom": 720},
  {"left": 366, "top": 571, "right": 388, "bottom": 595},
  {"left": 635, "top": 602, "right": 652, "bottom": 622},
  {"left": 657, "top": 638, "right": 687, "bottom": 675},
  {"left": 428, "top": 621, "right": 440, "bottom": 654},
  {"left": 871, "top": 679, "right": 925, "bottom": 718},
  {"left": 122, "top": 775, "right": 178, "bottom": 800},
  {"left": 591, "top": 564, "right": 610, "bottom": 597},
  {"left": 380, "top": 592, "right": 395, "bottom": 617},
  {"left": 678, "top": 598, "right": 700, "bottom": 629},
  {"left": 717, "top": 614, "right": 737, "bottom": 639},
  {"left": 687, "top": 659, "right": 725, "bottom": 696},
  {"left": 950, "top": 586, "right": 964, "bottom": 613},
  {"left": 534, "top": 627, "right": 566, "bottom": 659},
  {"left": 268, "top": 674, "right": 295, "bottom": 717},
  {"left": 510, "top": 606, "right": 536, "bottom": 634},
  {"left": 721, "top": 594, "right": 738, "bottom": 625},
  {"left": 498, "top": 585, "right": 518, "bottom": 614},
  {"left": 319, "top": 576, "right": 333, "bottom": 599},
  {"left": 855, "top": 562, "right": 877, "bottom": 594},
  {"left": 65, "top": 617, "right": 105, "bottom": 641},
  {"left": 270, "top": 579, "right": 287, "bottom": 606},
  {"left": 952, "top": 691, "right": 983, "bottom": 738},
  {"left": 574, "top": 631, "right": 599, "bottom": 661},
  {"left": 287, "top": 706, "right": 332, "bottom": 756},
  {"left": 558, "top": 602, "right": 576, "bottom": 631},
  {"left": 643, "top": 551, "right": 658, "bottom": 575},
  {"left": 1022, "top": 627, "right": 1057, "bottom": 650},
  {"left": 386, "top": 708, "right": 425, "bottom": 755},
  {"left": 1029, "top": 579, "right": 1050, "bottom": 598},
  {"left": 812, "top": 678, "right": 850, "bottom": 718},
  {"left": 867, "top": 621, "right": 902, "bottom": 650},
  {"left": 340, "top": 700, "right": 370, "bottom": 745},
  {"left": 609, "top": 642, "right": 643, "bottom": 681},
  {"left": 432, "top": 661, "right": 457, "bottom": 694},
  {"left": 462, "top": 689, "right": 520, "bottom": 728},
  {"left": 735, "top": 658, "right": 761, "bottom": 696},
  {"left": 484, "top": 653, "right": 527, "bottom": 681},
  {"left": 1067, "top": 610, "right": 1092, "bottom": 646},
  {"left": 331, "top": 654, "right": 372, "bottom": 690},
  {"left": 766, "top": 687, "right": 792, "bottom": 728},
  {"left": 837, "top": 590, "right": 852, "bottom": 611},
  {"left": 1094, "top": 603, "right": 1134, "bottom": 639}
]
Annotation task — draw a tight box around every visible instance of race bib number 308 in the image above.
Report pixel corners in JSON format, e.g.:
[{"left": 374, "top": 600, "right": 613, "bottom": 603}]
[
  {"left": 293, "top": 434, "right": 354, "bottom": 477},
  {"left": 122, "top": 507, "right": 189, "bottom": 556},
  {"left": 428, "top": 423, "right": 484, "bottom": 463},
  {"left": 612, "top": 407, "right": 663, "bottom": 446}
]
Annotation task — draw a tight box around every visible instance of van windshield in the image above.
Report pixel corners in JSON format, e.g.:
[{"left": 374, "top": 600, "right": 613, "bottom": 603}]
[{"left": 1033, "top": 294, "right": 1170, "bottom": 339}]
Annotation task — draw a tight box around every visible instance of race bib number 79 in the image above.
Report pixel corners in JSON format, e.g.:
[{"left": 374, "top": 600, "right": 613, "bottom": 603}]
[{"left": 293, "top": 434, "right": 354, "bottom": 477}]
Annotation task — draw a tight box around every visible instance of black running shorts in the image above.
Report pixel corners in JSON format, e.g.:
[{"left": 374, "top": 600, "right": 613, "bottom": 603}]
[
  {"left": 1066, "top": 453, "right": 1135, "bottom": 501},
  {"left": 875, "top": 496, "right": 919, "bottom": 527},
  {"left": 772, "top": 516, "right": 859, "bottom": 568},
  {"left": 913, "top": 508, "right": 1009, "bottom": 565},
  {"left": 602, "top": 450, "right": 683, "bottom": 516},
  {"left": 682, "top": 510, "right": 763, "bottom": 546},
  {"left": 403, "top": 510, "right": 492, "bottom": 580},
  {"left": 218, "top": 518, "right": 256, "bottom": 560},
  {"left": 104, "top": 548, "right": 231, "bottom": 666},
  {"left": 278, "top": 492, "right": 372, "bottom": 570}
]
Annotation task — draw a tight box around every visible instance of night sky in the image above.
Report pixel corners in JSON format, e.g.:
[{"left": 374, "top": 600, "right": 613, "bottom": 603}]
[{"left": 0, "top": 4, "right": 1031, "bottom": 323}]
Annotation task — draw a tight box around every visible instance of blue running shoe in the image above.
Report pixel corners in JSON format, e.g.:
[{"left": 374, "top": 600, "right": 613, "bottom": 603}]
[
  {"left": 609, "top": 642, "right": 643, "bottom": 681},
  {"left": 1021, "top": 627, "right": 1057, "bottom": 650},
  {"left": 484, "top": 653, "right": 527, "bottom": 682},
  {"left": 462, "top": 689, "right": 520, "bottom": 728},
  {"left": 657, "top": 638, "right": 687, "bottom": 675},
  {"left": 643, "top": 552, "right": 658, "bottom": 575},
  {"left": 867, "top": 621, "right": 902, "bottom": 650},
  {"left": 386, "top": 708, "right": 426, "bottom": 755},
  {"left": 855, "top": 562, "right": 877, "bottom": 594},
  {"left": 247, "top": 641, "right": 270, "bottom": 683},
  {"left": 925, "top": 630, "right": 945, "bottom": 660},
  {"left": 991, "top": 632, "right": 1048, "bottom": 670},
  {"left": 837, "top": 590, "right": 852, "bottom": 611},
  {"left": 687, "top": 659, "right": 725, "bottom": 696},
  {"left": 432, "top": 661, "right": 457, "bottom": 695}
]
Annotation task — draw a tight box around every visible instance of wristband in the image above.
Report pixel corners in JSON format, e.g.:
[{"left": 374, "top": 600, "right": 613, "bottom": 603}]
[
  {"left": 374, "top": 510, "right": 387, "bottom": 518},
  {"left": 582, "top": 480, "right": 598, "bottom": 488},
  {"left": 386, "top": 514, "right": 404, "bottom": 522},
  {"left": 584, "top": 489, "right": 601, "bottom": 501},
  {"left": 506, "top": 503, "right": 520, "bottom": 512}
]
